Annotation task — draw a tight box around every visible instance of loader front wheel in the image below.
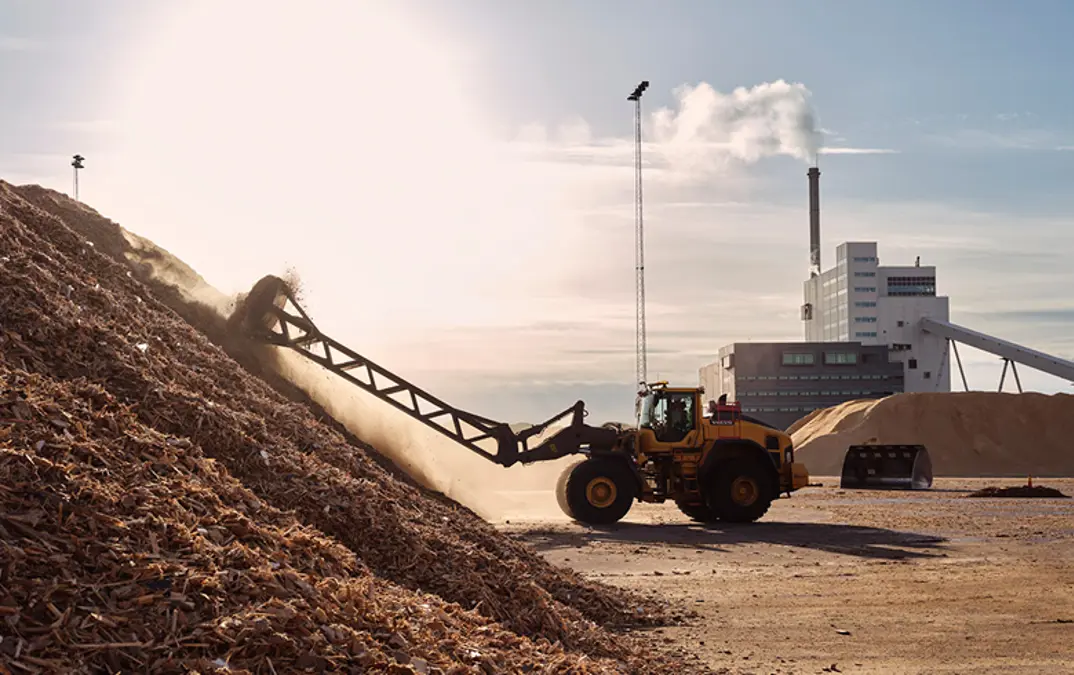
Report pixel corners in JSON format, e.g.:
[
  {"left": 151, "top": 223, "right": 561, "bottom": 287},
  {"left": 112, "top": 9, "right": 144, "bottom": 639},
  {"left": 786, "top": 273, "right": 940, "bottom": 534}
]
[
  {"left": 705, "top": 457, "right": 774, "bottom": 523},
  {"left": 557, "top": 457, "right": 636, "bottom": 525}
]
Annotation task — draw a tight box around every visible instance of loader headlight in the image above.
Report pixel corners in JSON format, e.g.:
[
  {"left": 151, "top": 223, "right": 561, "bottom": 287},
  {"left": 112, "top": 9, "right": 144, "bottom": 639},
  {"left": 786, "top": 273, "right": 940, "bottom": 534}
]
[{"left": 785, "top": 449, "right": 793, "bottom": 465}]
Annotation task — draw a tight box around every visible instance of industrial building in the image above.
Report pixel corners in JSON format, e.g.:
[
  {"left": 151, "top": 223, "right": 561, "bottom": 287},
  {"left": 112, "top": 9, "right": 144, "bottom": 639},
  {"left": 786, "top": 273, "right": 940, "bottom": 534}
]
[
  {"left": 700, "top": 166, "right": 954, "bottom": 430},
  {"left": 698, "top": 341, "right": 903, "bottom": 431},
  {"left": 801, "top": 240, "right": 951, "bottom": 393},
  {"left": 699, "top": 164, "right": 1074, "bottom": 431}
]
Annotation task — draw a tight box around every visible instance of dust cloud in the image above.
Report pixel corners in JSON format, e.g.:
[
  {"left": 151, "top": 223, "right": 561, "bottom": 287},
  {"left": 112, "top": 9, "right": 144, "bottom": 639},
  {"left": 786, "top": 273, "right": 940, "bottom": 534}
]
[
  {"left": 11, "top": 181, "right": 578, "bottom": 523},
  {"left": 146, "top": 251, "right": 581, "bottom": 522},
  {"left": 125, "top": 243, "right": 577, "bottom": 522},
  {"left": 254, "top": 339, "right": 580, "bottom": 522}
]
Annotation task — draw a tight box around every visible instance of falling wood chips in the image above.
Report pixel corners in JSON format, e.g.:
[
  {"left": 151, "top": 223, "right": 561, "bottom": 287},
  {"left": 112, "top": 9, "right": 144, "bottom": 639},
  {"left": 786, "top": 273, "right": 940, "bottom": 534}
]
[{"left": 0, "top": 182, "right": 698, "bottom": 673}]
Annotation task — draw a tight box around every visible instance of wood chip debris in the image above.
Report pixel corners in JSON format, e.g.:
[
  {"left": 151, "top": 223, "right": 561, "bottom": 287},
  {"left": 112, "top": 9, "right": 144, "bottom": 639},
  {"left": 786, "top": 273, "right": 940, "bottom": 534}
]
[{"left": 0, "top": 182, "right": 700, "bottom": 673}]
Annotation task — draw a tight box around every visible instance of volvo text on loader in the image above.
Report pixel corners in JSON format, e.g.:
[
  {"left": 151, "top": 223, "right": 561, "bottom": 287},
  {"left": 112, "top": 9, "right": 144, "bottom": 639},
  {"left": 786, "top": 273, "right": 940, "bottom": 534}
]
[{"left": 239, "top": 275, "right": 810, "bottom": 525}]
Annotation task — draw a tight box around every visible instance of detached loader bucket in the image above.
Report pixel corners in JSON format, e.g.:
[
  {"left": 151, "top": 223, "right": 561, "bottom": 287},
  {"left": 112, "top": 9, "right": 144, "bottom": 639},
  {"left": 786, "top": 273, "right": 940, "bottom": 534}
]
[{"left": 839, "top": 445, "right": 933, "bottom": 490}]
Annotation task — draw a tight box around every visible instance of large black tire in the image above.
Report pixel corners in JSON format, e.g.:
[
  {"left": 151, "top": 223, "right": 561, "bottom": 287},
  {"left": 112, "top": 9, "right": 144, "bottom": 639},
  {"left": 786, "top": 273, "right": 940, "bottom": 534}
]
[
  {"left": 555, "top": 459, "right": 582, "bottom": 520},
  {"left": 555, "top": 457, "right": 637, "bottom": 525},
  {"left": 704, "top": 457, "right": 775, "bottom": 523},
  {"left": 675, "top": 500, "right": 720, "bottom": 523}
]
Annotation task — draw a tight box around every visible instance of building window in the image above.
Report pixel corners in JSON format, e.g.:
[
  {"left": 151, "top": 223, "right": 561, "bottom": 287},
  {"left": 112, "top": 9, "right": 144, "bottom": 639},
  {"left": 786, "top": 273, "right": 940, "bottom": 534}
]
[
  {"left": 854, "top": 301, "right": 877, "bottom": 308},
  {"left": 824, "top": 351, "right": 858, "bottom": 365},
  {"left": 891, "top": 343, "right": 912, "bottom": 352},
  {"left": 782, "top": 352, "right": 815, "bottom": 366},
  {"left": 908, "top": 358, "right": 918, "bottom": 369},
  {"left": 854, "top": 271, "right": 876, "bottom": 277},
  {"left": 887, "top": 276, "right": 936, "bottom": 296},
  {"left": 924, "top": 371, "right": 932, "bottom": 379},
  {"left": 853, "top": 256, "right": 878, "bottom": 262},
  {"left": 854, "top": 316, "right": 878, "bottom": 323},
  {"left": 854, "top": 331, "right": 877, "bottom": 338},
  {"left": 897, "top": 320, "right": 905, "bottom": 327},
  {"left": 854, "top": 287, "right": 877, "bottom": 293}
]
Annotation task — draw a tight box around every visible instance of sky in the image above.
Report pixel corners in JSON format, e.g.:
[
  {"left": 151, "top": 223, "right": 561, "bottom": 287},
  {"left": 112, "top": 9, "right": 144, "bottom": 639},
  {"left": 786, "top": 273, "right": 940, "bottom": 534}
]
[{"left": 2, "top": 0, "right": 1074, "bottom": 424}]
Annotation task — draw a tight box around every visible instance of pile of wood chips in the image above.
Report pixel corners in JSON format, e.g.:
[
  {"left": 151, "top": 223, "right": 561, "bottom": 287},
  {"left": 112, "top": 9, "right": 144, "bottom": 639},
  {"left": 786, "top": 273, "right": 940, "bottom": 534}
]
[{"left": 0, "top": 183, "right": 697, "bottom": 673}]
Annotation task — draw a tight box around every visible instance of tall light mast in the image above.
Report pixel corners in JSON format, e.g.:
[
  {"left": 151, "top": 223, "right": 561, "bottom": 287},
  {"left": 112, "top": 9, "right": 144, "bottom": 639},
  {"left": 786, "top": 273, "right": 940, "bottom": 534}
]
[{"left": 628, "top": 80, "right": 649, "bottom": 390}]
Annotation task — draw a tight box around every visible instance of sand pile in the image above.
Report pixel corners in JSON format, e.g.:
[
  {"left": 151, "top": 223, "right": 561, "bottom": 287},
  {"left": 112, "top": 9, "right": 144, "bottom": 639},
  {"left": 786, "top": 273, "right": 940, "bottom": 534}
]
[
  {"left": 0, "top": 182, "right": 692, "bottom": 672},
  {"left": 791, "top": 392, "right": 1074, "bottom": 477}
]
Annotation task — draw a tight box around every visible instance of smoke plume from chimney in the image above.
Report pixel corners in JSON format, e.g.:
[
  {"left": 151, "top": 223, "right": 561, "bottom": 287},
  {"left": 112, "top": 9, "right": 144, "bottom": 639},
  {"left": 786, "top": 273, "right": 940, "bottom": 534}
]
[{"left": 649, "top": 79, "right": 820, "bottom": 173}]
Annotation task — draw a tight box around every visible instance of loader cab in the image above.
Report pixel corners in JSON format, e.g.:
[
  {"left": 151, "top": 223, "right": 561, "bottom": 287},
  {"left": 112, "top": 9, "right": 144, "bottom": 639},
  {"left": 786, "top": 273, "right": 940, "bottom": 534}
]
[{"left": 638, "top": 385, "right": 699, "bottom": 445}]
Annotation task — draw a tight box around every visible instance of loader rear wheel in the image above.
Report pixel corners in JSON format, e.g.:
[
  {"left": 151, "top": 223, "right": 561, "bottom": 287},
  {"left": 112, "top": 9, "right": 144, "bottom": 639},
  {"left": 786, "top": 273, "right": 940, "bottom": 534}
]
[
  {"left": 676, "top": 500, "right": 720, "bottom": 524},
  {"left": 556, "top": 457, "right": 636, "bottom": 525},
  {"left": 705, "top": 457, "right": 774, "bottom": 523}
]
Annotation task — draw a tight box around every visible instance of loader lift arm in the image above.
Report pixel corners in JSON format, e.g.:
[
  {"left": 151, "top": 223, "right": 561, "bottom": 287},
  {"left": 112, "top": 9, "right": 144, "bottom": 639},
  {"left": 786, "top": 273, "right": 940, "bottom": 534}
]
[{"left": 237, "top": 275, "right": 618, "bottom": 468}]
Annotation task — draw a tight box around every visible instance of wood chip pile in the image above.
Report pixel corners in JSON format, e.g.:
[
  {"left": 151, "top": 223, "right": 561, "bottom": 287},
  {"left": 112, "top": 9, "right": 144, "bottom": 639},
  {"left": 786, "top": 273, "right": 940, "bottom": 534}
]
[{"left": 0, "top": 183, "right": 695, "bottom": 673}]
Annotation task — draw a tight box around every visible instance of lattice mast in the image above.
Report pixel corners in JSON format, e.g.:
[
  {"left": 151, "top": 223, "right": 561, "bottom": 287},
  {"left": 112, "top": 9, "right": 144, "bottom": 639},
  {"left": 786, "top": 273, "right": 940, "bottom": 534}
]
[{"left": 628, "top": 80, "right": 650, "bottom": 388}]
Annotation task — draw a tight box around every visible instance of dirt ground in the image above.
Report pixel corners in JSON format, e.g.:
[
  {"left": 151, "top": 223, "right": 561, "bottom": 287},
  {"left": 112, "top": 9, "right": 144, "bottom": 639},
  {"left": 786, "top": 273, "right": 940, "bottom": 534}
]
[{"left": 497, "top": 477, "right": 1074, "bottom": 675}]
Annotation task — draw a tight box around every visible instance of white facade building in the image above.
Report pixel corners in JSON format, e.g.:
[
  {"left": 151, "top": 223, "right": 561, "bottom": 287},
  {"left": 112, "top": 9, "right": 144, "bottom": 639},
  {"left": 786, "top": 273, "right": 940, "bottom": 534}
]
[{"left": 802, "top": 242, "right": 950, "bottom": 393}]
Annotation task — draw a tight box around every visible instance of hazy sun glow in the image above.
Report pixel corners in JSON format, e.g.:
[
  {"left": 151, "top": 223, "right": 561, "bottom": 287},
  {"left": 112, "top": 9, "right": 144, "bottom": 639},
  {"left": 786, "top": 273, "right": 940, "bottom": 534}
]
[{"left": 102, "top": 0, "right": 580, "bottom": 355}]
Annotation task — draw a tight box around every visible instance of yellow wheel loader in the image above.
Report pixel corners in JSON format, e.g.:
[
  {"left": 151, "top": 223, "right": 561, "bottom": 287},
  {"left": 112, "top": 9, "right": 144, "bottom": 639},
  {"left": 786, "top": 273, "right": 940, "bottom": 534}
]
[
  {"left": 240, "top": 275, "right": 810, "bottom": 525},
  {"left": 554, "top": 384, "right": 810, "bottom": 524}
]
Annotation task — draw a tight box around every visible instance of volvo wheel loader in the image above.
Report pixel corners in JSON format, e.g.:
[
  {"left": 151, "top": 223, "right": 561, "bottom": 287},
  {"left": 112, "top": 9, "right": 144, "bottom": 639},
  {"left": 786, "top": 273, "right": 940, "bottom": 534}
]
[{"left": 239, "top": 275, "right": 810, "bottom": 525}]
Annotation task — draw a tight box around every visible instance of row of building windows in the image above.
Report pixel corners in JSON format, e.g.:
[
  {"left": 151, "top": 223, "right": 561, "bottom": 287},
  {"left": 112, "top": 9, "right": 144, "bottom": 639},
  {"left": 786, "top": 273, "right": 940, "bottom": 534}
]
[
  {"left": 856, "top": 331, "right": 878, "bottom": 338},
  {"left": 741, "top": 374, "right": 896, "bottom": 381},
  {"left": 854, "top": 301, "right": 877, "bottom": 307},
  {"left": 781, "top": 351, "right": 860, "bottom": 366},
  {"left": 854, "top": 316, "right": 878, "bottom": 323},
  {"left": 852, "top": 256, "right": 878, "bottom": 263},
  {"left": 743, "top": 400, "right": 894, "bottom": 414},
  {"left": 888, "top": 275, "right": 935, "bottom": 285},
  {"left": 854, "top": 271, "right": 876, "bottom": 277},
  {"left": 747, "top": 404, "right": 820, "bottom": 414},
  {"left": 887, "top": 276, "right": 936, "bottom": 297},
  {"left": 747, "top": 408, "right": 829, "bottom": 414},
  {"left": 825, "top": 351, "right": 857, "bottom": 364},
  {"left": 854, "top": 286, "right": 876, "bottom": 293},
  {"left": 888, "top": 287, "right": 936, "bottom": 297}
]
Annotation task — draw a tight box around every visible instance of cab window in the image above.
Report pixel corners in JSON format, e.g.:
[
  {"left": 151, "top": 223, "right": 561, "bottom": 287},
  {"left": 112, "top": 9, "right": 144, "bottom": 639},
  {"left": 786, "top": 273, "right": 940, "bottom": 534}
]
[{"left": 642, "top": 392, "right": 694, "bottom": 443}]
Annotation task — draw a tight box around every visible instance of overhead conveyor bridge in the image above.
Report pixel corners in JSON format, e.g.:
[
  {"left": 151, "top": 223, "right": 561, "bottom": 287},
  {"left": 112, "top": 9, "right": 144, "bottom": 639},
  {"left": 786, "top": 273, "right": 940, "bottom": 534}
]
[{"left": 920, "top": 317, "right": 1074, "bottom": 392}]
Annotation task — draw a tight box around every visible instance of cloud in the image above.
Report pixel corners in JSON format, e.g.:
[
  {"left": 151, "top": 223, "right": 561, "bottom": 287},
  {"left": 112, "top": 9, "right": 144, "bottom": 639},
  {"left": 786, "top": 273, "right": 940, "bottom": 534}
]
[
  {"left": 928, "top": 127, "right": 1073, "bottom": 152},
  {"left": 960, "top": 307, "right": 1074, "bottom": 323},
  {"left": 0, "top": 36, "right": 42, "bottom": 51},
  {"left": 819, "top": 147, "right": 900, "bottom": 155},
  {"left": 44, "top": 119, "right": 118, "bottom": 134}
]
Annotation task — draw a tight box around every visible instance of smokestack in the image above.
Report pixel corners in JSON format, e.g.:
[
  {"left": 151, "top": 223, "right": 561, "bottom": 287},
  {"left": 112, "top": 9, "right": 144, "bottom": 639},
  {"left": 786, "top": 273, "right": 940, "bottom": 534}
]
[{"left": 807, "top": 166, "right": 821, "bottom": 277}]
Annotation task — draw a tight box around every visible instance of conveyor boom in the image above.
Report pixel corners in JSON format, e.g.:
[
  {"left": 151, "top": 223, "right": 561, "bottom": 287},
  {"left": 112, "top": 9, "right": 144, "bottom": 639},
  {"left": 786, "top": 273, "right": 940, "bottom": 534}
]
[{"left": 238, "top": 275, "right": 618, "bottom": 467}]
